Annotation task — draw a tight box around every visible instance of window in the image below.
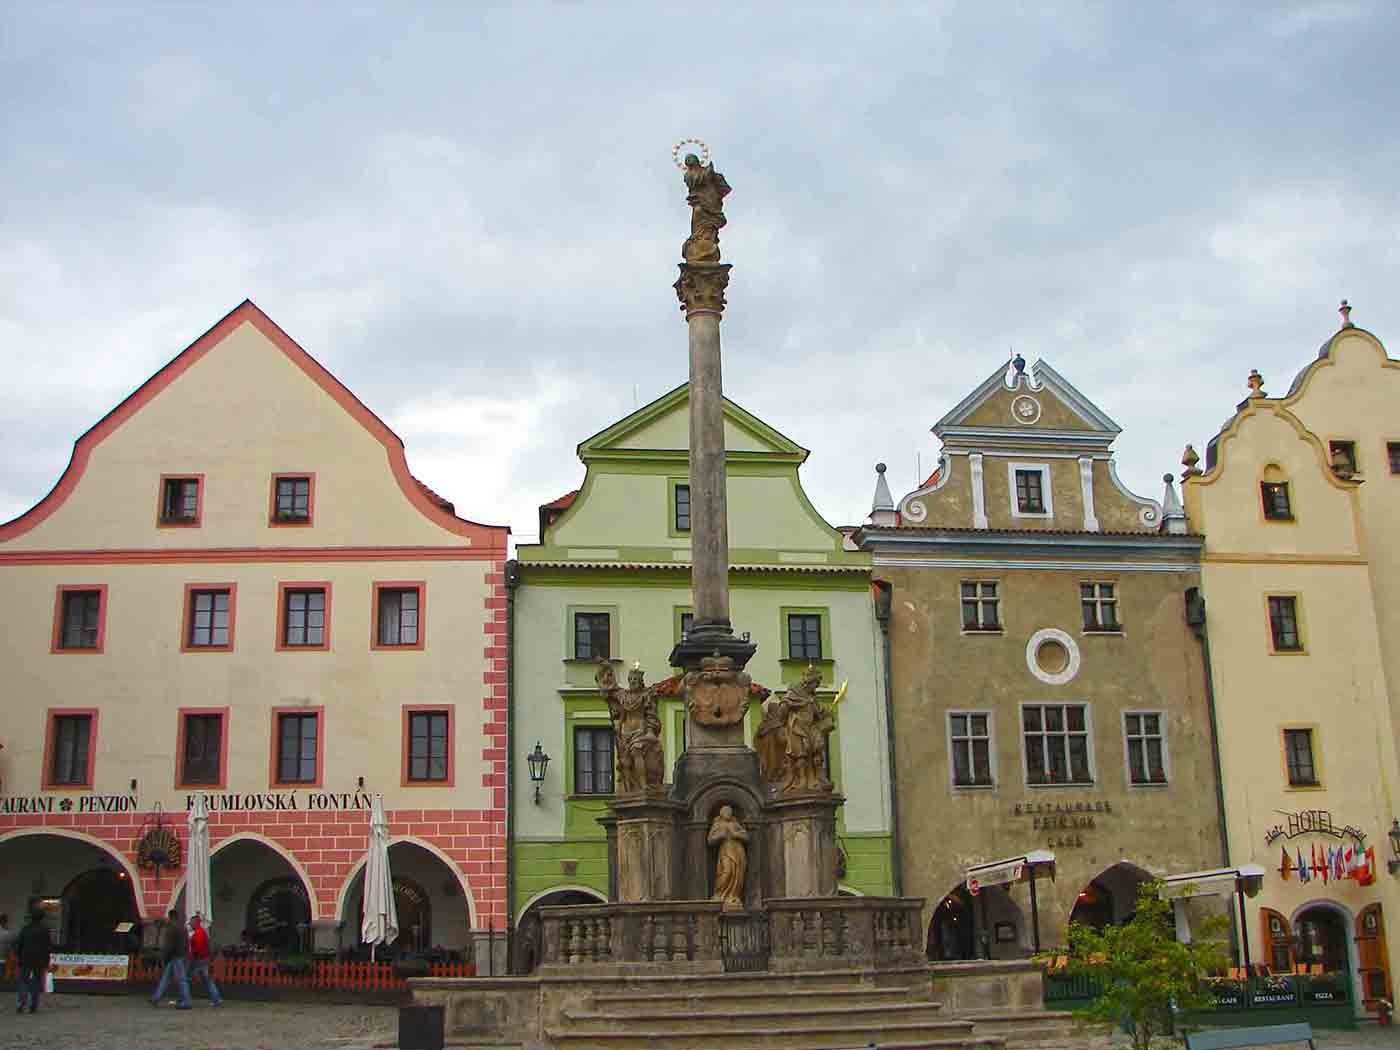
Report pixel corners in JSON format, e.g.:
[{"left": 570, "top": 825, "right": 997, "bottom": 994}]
[
  {"left": 271, "top": 475, "right": 313, "bottom": 523},
  {"left": 1022, "top": 704, "right": 1091, "bottom": 785},
  {"left": 573, "top": 726, "right": 614, "bottom": 795},
  {"left": 1284, "top": 728, "right": 1318, "bottom": 786},
  {"left": 47, "top": 713, "right": 94, "bottom": 787},
  {"left": 960, "top": 581, "right": 1000, "bottom": 632},
  {"left": 1015, "top": 469, "right": 1046, "bottom": 514},
  {"left": 1268, "top": 596, "right": 1302, "bottom": 652},
  {"left": 1124, "top": 712, "right": 1167, "bottom": 785},
  {"left": 573, "top": 612, "right": 610, "bottom": 660},
  {"left": 180, "top": 713, "right": 224, "bottom": 786},
  {"left": 674, "top": 483, "right": 691, "bottom": 532},
  {"left": 405, "top": 710, "right": 451, "bottom": 783},
  {"left": 1328, "top": 440, "right": 1357, "bottom": 475},
  {"left": 375, "top": 584, "right": 422, "bottom": 648},
  {"left": 280, "top": 585, "right": 329, "bottom": 649},
  {"left": 275, "top": 712, "right": 320, "bottom": 785},
  {"left": 1260, "top": 481, "right": 1293, "bottom": 520},
  {"left": 1080, "top": 583, "right": 1120, "bottom": 632},
  {"left": 159, "top": 476, "right": 201, "bottom": 524},
  {"left": 55, "top": 589, "right": 102, "bottom": 650},
  {"left": 185, "top": 587, "right": 233, "bottom": 649},
  {"left": 949, "top": 713, "right": 992, "bottom": 787},
  {"left": 679, "top": 611, "right": 695, "bottom": 637},
  {"left": 1388, "top": 442, "right": 1400, "bottom": 475},
  {"left": 787, "top": 613, "right": 823, "bottom": 660}
]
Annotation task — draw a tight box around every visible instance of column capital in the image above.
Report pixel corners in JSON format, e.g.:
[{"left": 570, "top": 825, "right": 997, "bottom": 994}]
[{"left": 674, "top": 263, "right": 732, "bottom": 319}]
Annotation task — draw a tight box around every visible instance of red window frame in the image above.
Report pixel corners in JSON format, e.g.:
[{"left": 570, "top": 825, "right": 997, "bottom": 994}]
[
  {"left": 42, "top": 707, "right": 100, "bottom": 790},
  {"left": 156, "top": 473, "right": 204, "bottom": 528},
  {"left": 401, "top": 705, "right": 454, "bottom": 787},
  {"left": 50, "top": 584, "right": 108, "bottom": 654},
  {"left": 175, "top": 707, "right": 230, "bottom": 789},
  {"left": 275, "top": 582, "right": 333, "bottom": 652},
  {"left": 371, "top": 581, "right": 426, "bottom": 651},
  {"left": 180, "top": 583, "right": 237, "bottom": 653},
  {"left": 268, "top": 472, "right": 316, "bottom": 527},
  {"left": 270, "top": 706, "right": 325, "bottom": 788}
]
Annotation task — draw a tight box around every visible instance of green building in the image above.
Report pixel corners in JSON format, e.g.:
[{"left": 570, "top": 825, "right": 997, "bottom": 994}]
[{"left": 507, "top": 383, "right": 895, "bottom": 935}]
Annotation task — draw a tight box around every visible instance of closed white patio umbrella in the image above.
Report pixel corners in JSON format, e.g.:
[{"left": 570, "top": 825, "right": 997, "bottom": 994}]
[
  {"left": 361, "top": 795, "right": 398, "bottom": 962},
  {"left": 186, "top": 794, "right": 214, "bottom": 926}
]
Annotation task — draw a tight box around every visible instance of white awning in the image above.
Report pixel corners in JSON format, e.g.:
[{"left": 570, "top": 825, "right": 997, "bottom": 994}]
[
  {"left": 1160, "top": 864, "right": 1266, "bottom": 900},
  {"left": 966, "top": 849, "right": 1056, "bottom": 889}
]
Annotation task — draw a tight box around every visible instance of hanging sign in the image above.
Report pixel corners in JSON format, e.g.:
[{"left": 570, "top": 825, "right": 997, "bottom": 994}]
[{"left": 1263, "top": 809, "right": 1365, "bottom": 848}]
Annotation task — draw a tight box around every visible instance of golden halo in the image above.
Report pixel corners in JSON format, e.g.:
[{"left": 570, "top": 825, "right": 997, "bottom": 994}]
[{"left": 671, "top": 138, "right": 711, "bottom": 170}]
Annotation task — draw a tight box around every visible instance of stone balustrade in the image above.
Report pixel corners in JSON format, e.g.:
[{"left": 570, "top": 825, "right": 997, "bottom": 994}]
[
  {"left": 538, "top": 900, "right": 726, "bottom": 969},
  {"left": 766, "top": 896, "right": 925, "bottom": 971}
]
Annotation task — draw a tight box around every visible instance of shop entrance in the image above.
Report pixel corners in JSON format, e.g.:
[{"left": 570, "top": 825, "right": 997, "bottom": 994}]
[
  {"left": 928, "top": 886, "right": 975, "bottom": 960},
  {"left": 61, "top": 866, "right": 139, "bottom": 953},
  {"left": 0, "top": 833, "right": 142, "bottom": 954},
  {"left": 1069, "top": 863, "right": 1151, "bottom": 931},
  {"left": 1295, "top": 905, "right": 1349, "bottom": 974}
]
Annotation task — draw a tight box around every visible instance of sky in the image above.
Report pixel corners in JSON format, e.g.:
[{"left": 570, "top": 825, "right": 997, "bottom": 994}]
[{"left": 3, "top": 3, "right": 1398, "bottom": 542}]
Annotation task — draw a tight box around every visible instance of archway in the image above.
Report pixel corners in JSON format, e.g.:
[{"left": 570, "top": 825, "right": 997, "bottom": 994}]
[
  {"left": 1294, "top": 904, "right": 1350, "bottom": 974},
  {"left": 338, "top": 840, "right": 474, "bottom": 959},
  {"left": 1070, "top": 863, "right": 1152, "bottom": 931},
  {"left": 928, "top": 886, "right": 976, "bottom": 961},
  {"left": 928, "top": 883, "right": 1027, "bottom": 960},
  {"left": 173, "top": 835, "right": 315, "bottom": 953},
  {"left": 0, "top": 831, "right": 143, "bottom": 950},
  {"left": 513, "top": 887, "right": 606, "bottom": 974}
]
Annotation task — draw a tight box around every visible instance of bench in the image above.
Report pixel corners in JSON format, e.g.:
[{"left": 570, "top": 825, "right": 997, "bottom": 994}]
[{"left": 1184, "top": 1022, "right": 1315, "bottom": 1049}]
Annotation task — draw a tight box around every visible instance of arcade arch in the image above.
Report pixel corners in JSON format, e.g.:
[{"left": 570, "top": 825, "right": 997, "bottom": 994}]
[
  {"left": 1069, "top": 862, "right": 1152, "bottom": 931},
  {"left": 337, "top": 839, "right": 475, "bottom": 957},
  {"left": 928, "top": 882, "right": 1027, "bottom": 961},
  {"left": 0, "top": 830, "right": 141, "bottom": 952},
  {"left": 513, "top": 886, "right": 607, "bottom": 974},
  {"left": 172, "top": 834, "right": 316, "bottom": 952}
]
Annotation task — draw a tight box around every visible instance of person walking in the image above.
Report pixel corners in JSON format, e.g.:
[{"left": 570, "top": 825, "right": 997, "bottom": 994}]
[
  {"left": 14, "top": 908, "right": 51, "bottom": 1014},
  {"left": 187, "top": 914, "right": 222, "bottom": 1006},
  {"left": 149, "top": 909, "right": 192, "bottom": 1009}
]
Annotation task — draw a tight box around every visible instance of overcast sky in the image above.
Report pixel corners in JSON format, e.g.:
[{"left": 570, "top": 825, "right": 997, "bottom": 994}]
[{"left": 3, "top": 3, "right": 1397, "bottom": 542}]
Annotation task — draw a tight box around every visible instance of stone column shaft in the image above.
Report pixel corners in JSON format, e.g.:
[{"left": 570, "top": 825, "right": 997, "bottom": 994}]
[{"left": 687, "top": 309, "right": 730, "bottom": 628}]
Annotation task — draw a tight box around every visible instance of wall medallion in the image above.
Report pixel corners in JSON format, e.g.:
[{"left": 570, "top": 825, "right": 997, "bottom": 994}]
[{"left": 1011, "top": 395, "right": 1041, "bottom": 425}]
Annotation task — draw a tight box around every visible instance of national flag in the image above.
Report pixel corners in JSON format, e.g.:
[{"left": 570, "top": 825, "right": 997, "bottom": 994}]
[
  {"left": 1297, "top": 848, "right": 1308, "bottom": 883},
  {"left": 1343, "top": 844, "right": 1357, "bottom": 879},
  {"left": 1280, "top": 846, "right": 1293, "bottom": 880},
  {"left": 1336, "top": 848, "right": 1347, "bottom": 881},
  {"left": 1311, "top": 844, "right": 1322, "bottom": 880},
  {"left": 1321, "top": 847, "right": 1330, "bottom": 884},
  {"left": 1359, "top": 847, "right": 1377, "bottom": 887}
]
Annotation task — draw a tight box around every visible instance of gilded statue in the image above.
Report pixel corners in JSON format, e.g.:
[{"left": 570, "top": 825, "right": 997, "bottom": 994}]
[
  {"left": 681, "top": 154, "right": 731, "bottom": 264},
  {"left": 770, "top": 665, "right": 836, "bottom": 794},
  {"left": 595, "top": 660, "right": 665, "bottom": 794},
  {"left": 707, "top": 805, "right": 749, "bottom": 911}
]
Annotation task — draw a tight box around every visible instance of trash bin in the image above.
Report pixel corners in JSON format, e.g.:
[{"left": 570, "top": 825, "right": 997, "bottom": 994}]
[{"left": 399, "top": 1004, "right": 445, "bottom": 1050}]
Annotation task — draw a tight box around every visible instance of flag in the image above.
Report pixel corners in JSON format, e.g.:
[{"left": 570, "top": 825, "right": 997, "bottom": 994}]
[
  {"left": 1311, "top": 844, "right": 1322, "bottom": 880},
  {"left": 1359, "top": 847, "right": 1377, "bottom": 887},
  {"left": 1297, "top": 848, "right": 1308, "bottom": 883},
  {"left": 1337, "top": 848, "right": 1347, "bottom": 881},
  {"left": 1280, "top": 846, "right": 1293, "bottom": 880},
  {"left": 1343, "top": 844, "right": 1357, "bottom": 879},
  {"left": 1321, "top": 847, "right": 1330, "bottom": 884}
]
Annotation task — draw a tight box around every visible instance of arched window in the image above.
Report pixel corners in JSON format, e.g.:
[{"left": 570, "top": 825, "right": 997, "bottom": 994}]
[{"left": 1260, "top": 465, "right": 1293, "bottom": 521}]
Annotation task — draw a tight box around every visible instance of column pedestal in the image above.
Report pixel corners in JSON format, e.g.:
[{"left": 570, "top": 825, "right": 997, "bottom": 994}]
[
  {"left": 769, "top": 793, "right": 845, "bottom": 898},
  {"left": 611, "top": 796, "right": 685, "bottom": 903}
]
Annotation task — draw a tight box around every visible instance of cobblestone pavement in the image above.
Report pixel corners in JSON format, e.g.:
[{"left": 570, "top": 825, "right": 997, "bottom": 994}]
[
  {"left": 1, "top": 994, "right": 399, "bottom": 1050},
  {"left": 1088, "top": 1024, "right": 1400, "bottom": 1049}
]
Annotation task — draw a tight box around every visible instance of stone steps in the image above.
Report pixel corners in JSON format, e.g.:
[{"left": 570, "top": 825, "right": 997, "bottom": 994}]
[
  {"left": 957, "top": 1009, "right": 1088, "bottom": 1049},
  {"left": 544, "top": 1021, "right": 1003, "bottom": 1050},
  {"left": 586, "top": 985, "right": 925, "bottom": 1011},
  {"left": 563, "top": 999, "right": 950, "bottom": 1032}
]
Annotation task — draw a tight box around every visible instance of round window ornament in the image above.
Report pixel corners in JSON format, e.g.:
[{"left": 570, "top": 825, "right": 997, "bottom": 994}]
[
  {"left": 1026, "top": 628, "right": 1081, "bottom": 685},
  {"left": 1011, "top": 395, "right": 1042, "bottom": 425}
]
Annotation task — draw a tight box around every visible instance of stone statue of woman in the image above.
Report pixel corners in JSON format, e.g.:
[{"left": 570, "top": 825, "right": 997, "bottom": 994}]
[
  {"left": 707, "top": 804, "right": 749, "bottom": 911},
  {"left": 681, "top": 154, "right": 731, "bottom": 264}
]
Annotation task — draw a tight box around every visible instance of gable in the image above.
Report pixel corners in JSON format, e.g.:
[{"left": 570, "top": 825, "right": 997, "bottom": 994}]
[
  {"left": 936, "top": 360, "right": 1120, "bottom": 437},
  {"left": 0, "top": 301, "right": 506, "bottom": 551},
  {"left": 581, "top": 383, "right": 807, "bottom": 461}
]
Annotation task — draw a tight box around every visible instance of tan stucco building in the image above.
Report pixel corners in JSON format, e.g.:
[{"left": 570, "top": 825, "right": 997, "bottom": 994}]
[
  {"left": 856, "top": 357, "right": 1222, "bottom": 960},
  {"left": 1182, "top": 307, "right": 1400, "bottom": 1016},
  {"left": 0, "top": 301, "right": 509, "bottom": 964}
]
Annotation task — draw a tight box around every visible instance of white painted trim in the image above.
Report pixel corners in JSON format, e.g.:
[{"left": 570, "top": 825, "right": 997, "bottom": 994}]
[
  {"left": 1107, "top": 458, "right": 1162, "bottom": 527},
  {"left": 898, "top": 454, "right": 952, "bottom": 524},
  {"left": 970, "top": 454, "right": 989, "bottom": 529},
  {"left": 1017, "top": 699, "right": 1095, "bottom": 788},
  {"left": 1025, "top": 628, "right": 1081, "bottom": 686},
  {"left": 169, "top": 830, "right": 321, "bottom": 921},
  {"left": 0, "top": 827, "right": 149, "bottom": 917},
  {"left": 1120, "top": 709, "right": 1171, "bottom": 789},
  {"left": 946, "top": 709, "right": 997, "bottom": 790},
  {"left": 333, "top": 835, "right": 477, "bottom": 928},
  {"left": 872, "top": 557, "right": 1193, "bottom": 573},
  {"left": 1007, "top": 462, "right": 1054, "bottom": 520},
  {"left": 1078, "top": 458, "right": 1099, "bottom": 532}
]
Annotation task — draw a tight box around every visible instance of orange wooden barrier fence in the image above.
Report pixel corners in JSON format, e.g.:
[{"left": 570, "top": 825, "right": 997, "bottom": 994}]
[{"left": 117, "top": 956, "right": 475, "bottom": 990}]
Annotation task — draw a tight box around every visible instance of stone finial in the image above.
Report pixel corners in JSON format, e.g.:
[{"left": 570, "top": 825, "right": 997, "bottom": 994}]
[
  {"left": 1340, "top": 299, "right": 1353, "bottom": 328},
  {"left": 1160, "top": 473, "right": 1188, "bottom": 535},
  {"left": 868, "top": 462, "right": 897, "bottom": 528},
  {"left": 1181, "top": 444, "right": 1201, "bottom": 477},
  {"left": 1246, "top": 369, "right": 1266, "bottom": 398}
]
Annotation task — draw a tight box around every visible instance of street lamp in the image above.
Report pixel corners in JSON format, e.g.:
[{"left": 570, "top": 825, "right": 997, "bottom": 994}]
[
  {"left": 1387, "top": 819, "right": 1400, "bottom": 875},
  {"left": 527, "top": 742, "right": 551, "bottom": 805}
]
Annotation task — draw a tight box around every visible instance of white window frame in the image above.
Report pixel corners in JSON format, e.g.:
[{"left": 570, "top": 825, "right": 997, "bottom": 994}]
[
  {"left": 1008, "top": 462, "right": 1054, "bottom": 519},
  {"left": 946, "top": 710, "right": 996, "bottom": 790},
  {"left": 1121, "top": 709, "right": 1170, "bottom": 788},
  {"left": 1019, "top": 701, "right": 1095, "bottom": 787}
]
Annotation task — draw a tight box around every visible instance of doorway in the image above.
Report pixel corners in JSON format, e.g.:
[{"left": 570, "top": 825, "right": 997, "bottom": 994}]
[{"left": 61, "top": 866, "right": 139, "bottom": 953}]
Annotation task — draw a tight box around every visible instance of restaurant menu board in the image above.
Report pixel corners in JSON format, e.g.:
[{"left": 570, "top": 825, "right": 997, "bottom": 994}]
[{"left": 51, "top": 954, "right": 129, "bottom": 981}]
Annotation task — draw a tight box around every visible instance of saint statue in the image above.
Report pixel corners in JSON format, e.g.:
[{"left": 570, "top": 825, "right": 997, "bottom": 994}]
[
  {"left": 755, "top": 694, "right": 787, "bottom": 785},
  {"left": 775, "top": 665, "right": 836, "bottom": 794},
  {"left": 681, "top": 154, "right": 731, "bottom": 264},
  {"left": 707, "top": 805, "right": 749, "bottom": 911},
  {"left": 595, "top": 660, "right": 665, "bottom": 794}
]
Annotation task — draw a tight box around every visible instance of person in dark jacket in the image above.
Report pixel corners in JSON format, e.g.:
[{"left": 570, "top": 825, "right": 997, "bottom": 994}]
[
  {"left": 14, "top": 908, "right": 51, "bottom": 1014},
  {"left": 149, "top": 909, "right": 191, "bottom": 1009}
]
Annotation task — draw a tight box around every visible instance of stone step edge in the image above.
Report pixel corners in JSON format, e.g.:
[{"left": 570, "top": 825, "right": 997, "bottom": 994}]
[
  {"left": 565, "top": 1001, "right": 953, "bottom": 1024},
  {"left": 590, "top": 986, "right": 917, "bottom": 1004},
  {"left": 545, "top": 1021, "right": 985, "bottom": 1039}
]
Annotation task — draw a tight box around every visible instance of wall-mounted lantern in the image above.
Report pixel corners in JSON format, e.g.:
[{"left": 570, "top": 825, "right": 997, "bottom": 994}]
[
  {"left": 527, "top": 742, "right": 551, "bottom": 805},
  {"left": 1387, "top": 819, "right": 1400, "bottom": 875}
]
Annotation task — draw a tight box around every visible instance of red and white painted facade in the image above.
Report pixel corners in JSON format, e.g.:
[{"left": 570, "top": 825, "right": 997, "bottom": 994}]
[{"left": 0, "top": 301, "right": 508, "bottom": 961}]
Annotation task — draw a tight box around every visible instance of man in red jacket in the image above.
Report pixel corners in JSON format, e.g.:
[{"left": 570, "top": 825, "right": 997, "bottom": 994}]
[{"left": 187, "top": 914, "right": 223, "bottom": 1006}]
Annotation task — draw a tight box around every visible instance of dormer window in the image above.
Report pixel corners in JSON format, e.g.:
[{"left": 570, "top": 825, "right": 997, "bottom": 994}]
[
  {"left": 1261, "top": 481, "right": 1292, "bottom": 521},
  {"left": 160, "top": 476, "right": 201, "bottom": 525}
]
